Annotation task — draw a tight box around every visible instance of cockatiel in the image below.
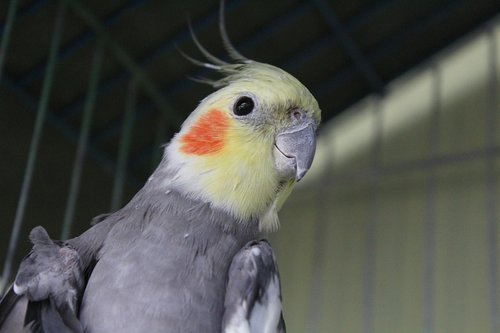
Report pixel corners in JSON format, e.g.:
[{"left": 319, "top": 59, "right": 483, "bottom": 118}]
[{"left": 0, "top": 7, "right": 320, "bottom": 333}]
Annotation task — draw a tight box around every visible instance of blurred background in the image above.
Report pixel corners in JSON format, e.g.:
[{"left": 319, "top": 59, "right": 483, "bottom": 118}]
[{"left": 0, "top": 0, "right": 499, "bottom": 332}]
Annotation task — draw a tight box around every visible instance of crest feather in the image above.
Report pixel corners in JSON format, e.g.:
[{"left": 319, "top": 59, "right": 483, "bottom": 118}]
[
  {"left": 219, "top": 0, "right": 249, "bottom": 63},
  {"left": 179, "top": 0, "right": 259, "bottom": 88},
  {"left": 186, "top": 15, "right": 228, "bottom": 67}
]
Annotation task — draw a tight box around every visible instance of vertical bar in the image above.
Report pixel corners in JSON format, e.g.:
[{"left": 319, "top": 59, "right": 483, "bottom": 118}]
[
  {"left": 110, "top": 80, "right": 136, "bottom": 211},
  {"left": 60, "top": 40, "right": 104, "bottom": 240},
  {"left": 0, "top": 0, "right": 20, "bottom": 80},
  {"left": 486, "top": 28, "right": 498, "bottom": 333},
  {"left": 1, "top": 0, "right": 67, "bottom": 292},
  {"left": 19, "top": 0, "right": 148, "bottom": 86},
  {"left": 423, "top": 64, "right": 440, "bottom": 333},
  {"left": 307, "top": 136, "right": 334, "bottom": 332},
  {"left": 0, "top": 0, "right": 49, "bottom": 36},
  {"left": 67, "top": 0, "right": 178, "bottom": 125},
  {"left": 362, "top": 97, "right": 383, "bottom": 333}
]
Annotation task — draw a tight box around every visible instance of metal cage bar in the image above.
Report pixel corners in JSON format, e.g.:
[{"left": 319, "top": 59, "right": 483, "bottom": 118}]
[
  {"left": 1, "top": 0, "right": 68, "bottom": 291},
  {"left": 423, "top": 64, "right": 441, "bottom": 333},
  {"left": 0, "top": 0, "right": 20, "bottom": 80},
  {"left": 361, "top": 98, "right": 383, "bottom": 333},
  {"left": 18, "top": 0, "right": 150, "bottom": 86},
  {"left": 110, "top": 80, "right": 137, "bottom": 211},
  {"left": 486, "top": 27, "right": 498, "bottom": 333},
  {"left": 67, "top": 0, "right": 179, "bottom": 125},
  {"left": 60, "top": 40, "right": 104, "bottom": 240}
]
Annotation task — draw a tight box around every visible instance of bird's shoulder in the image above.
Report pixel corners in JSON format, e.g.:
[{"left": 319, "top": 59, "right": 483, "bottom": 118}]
[{"left": 8, "top": 226, "right": 84, "bottom": 332}]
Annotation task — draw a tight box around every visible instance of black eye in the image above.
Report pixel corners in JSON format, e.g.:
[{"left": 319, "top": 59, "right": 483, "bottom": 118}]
[{"left": 233, "top": 96, "right": 254, "bottom": 116}]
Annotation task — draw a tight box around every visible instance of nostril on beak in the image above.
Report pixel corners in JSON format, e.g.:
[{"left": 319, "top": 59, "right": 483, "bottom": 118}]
[{"left": 290, "top": 109, "right": 306, "bottom": 121}]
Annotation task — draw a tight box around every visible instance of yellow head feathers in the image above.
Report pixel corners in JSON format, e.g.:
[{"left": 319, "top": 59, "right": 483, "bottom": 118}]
[
  {"left": 164, "top": 12, "right": 321, "bottom": 231},
  {"left": 199, "top": 62, "right": 320, "bottom": 125}
]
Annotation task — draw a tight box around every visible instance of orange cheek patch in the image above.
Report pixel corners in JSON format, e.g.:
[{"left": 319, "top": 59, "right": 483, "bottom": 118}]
[{"left": 180, "top": 109, "right": 229, "bottom": 155}]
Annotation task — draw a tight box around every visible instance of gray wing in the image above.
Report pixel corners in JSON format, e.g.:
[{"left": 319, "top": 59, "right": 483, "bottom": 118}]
[
  {"left": 223, "top": 240, "right": 286, "bottom": 333},
  {"left": 0, "top": 285, "right": 29, "bottom": 333},
  {"left": 0, "top": 226, "right": 84, "bottom": 333}
]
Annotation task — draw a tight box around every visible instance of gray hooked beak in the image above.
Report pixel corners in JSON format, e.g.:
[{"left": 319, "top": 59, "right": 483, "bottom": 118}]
[{"left": 274, "top": 117, "right": 317, "bottom": 182}]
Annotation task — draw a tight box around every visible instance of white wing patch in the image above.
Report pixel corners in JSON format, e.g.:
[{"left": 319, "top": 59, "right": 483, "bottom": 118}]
[
  {"left": 248, "top": 276, "right": 282, "bottom": 333},
  {"left": 223, "top": 240, "right": 285, "bottom": 333},
  {"left": 223, "top": 300, "right": 251, "bottom": 333}
]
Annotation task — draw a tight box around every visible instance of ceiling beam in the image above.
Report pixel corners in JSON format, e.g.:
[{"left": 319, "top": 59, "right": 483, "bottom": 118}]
[
  {"left": 58, "top": 0, "right": 246, "bottom": 121},
  {"left": 67, "top": 0, "right": 182, "bottom": 127},
  {"left": 0, "top": 0, "right": 47, "bottom": 36},
  {"left": 313, "top": 0, "right": 467, "bottom": 99},
  {"left": 18, "top": 0, "right": 150, "bottom": 86},
  {"left": 311, "top": 0, "right": 385, "bottom": 94},
  {"left": 1, "top": 73, "right": 143, "bottom": 188}
]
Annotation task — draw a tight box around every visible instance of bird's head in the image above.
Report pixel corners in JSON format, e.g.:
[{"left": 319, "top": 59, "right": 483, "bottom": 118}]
[{"left": 162, "top": 23, "right": 320, "bottom": 232}]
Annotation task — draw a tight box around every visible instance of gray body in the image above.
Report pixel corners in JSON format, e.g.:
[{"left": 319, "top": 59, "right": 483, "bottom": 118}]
[
  {"left": 0, "top": 161, "right": 289, "bottom": 333},
  {"left": 79, "top": 186, "right": 259, "bottom": 333}
]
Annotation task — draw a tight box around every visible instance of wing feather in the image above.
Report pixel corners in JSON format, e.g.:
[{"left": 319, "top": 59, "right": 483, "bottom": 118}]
[
  {"left": 2, "top": 226, "right": 84, "bottom": 333},
  {"left": 223, "top": 240, "right": 286, "bottom": 333}
]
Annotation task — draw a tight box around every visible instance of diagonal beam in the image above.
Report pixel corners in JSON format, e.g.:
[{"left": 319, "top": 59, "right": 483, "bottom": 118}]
[
  {"left": 1, "top": 73, "right": 144, "bottom": 189},
  {"left": 18, "top": 0, "right": 150, "bottom": 85},
  {"left": 59, "top": 0, "right": 246, "bottom": 121},
  {"left": 0, "top": 0, "right": 47, "bottom": 36},
  {"left": 311, "top": 0, "right": 384, "bottom": 93},
  {"left": 313, "top": 0, "right": 466, "bottom": 98},
  {"left": 67, "top": 0, "right": 182, "bottom": 127}
]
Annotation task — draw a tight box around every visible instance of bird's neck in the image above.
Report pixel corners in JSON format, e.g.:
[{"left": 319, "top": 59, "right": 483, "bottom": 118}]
[
  {"left": 155, "top": 132, "right": 282, "bottom": 230},
  {"left": 128, "top": 177, "right": 261, "bottom": 239}
]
